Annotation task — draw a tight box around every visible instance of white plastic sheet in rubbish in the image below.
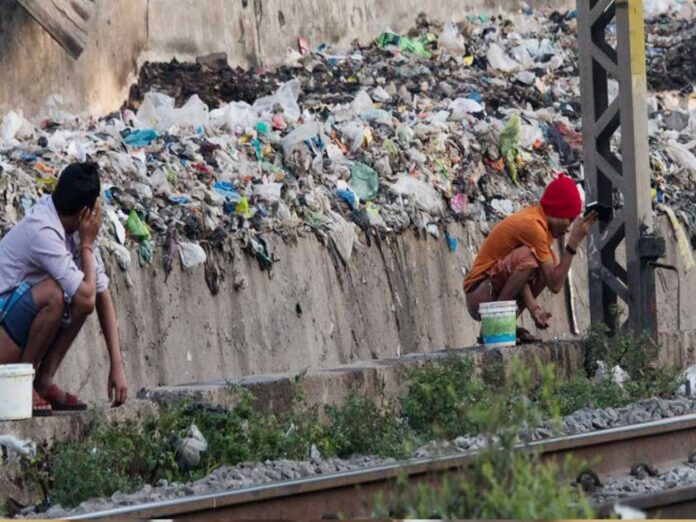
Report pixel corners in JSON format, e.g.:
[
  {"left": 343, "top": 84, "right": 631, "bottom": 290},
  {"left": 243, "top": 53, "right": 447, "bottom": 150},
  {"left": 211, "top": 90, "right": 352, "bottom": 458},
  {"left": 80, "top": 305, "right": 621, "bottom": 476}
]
[
  {"left": 252, "top": 78, "right": 301, "bottom": 122},
  {"left": 177, "top": 424, "right": 208, "bottom": 471},
  {"left": 136, "top": 93, "right": 209, "bottom": 131},
  {"left": 106, "top": 209, "right": 126, "bottom": 244},
  {"left": 449, "top": 98, "right": 484, "bottom": 120},
  {"left": 107, "top": 242, "right": 132, "bottom": 271},
  {"left": 390, "top": 176, "right": 444, "bottom": 215},
  {"left": 136, "top": 92, "right": 175, "bottom": 130},
  {"left": 351, "top": 89, "right": 375, "bottom": 114},
  {"left": 179, "top": 242, "right": 207, "bottom": 269},
  {"left": 487, "top": 43, "right": 519, "bottom": 72},
  {"left": 510, "top": 45, "right": 534, "bottom": 68},
  {"left": 0, "top": 111, "right": 32, "bottom": 143},
  {"left": 666, "top": 140, "right": 696, "bottom": 171},
  {"left": 0, "top": 435, "right": 36, "bottom": 463},
  {"left": 328, "top": 210, "right": 358, "bottom": 263},
  {"left": 148, "top": 169, "right": 172, "bottom": 196},
  {"left": 644, "top": 0, "right": 679, "bottom": 17},
  {"left": 253, "top": 182, "right": 283, "bottom": 201},
  {"left": 438, "top": 22, "right": 465, "bottom": 53},
  {"left": 209, "top": 101, "right": 256, "bottom": 130},
  {"left": 613, "top": 504, "right": 646, "bottom": 520},
  {"left": 281, "top": 122, "right": 320, "bottom": 156},
  {"left": 209, "top": 79, "right": 303, "bottom": 130},
  {"left": 594, "top": 361, "right": 630, "bottom": 387},
  {"left": 519, "top": 123, "right": 544, "bottom": 150},
  {"left": 491, "top": 198, "right": 514, "bottom": 216}
]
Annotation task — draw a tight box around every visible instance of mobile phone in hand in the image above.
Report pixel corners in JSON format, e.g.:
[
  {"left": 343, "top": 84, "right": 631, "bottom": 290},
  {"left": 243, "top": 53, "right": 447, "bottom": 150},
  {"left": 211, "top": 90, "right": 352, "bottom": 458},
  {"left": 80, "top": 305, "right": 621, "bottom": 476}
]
[{"left": 584, "top": 201, "right": 612, "bottom": 222}]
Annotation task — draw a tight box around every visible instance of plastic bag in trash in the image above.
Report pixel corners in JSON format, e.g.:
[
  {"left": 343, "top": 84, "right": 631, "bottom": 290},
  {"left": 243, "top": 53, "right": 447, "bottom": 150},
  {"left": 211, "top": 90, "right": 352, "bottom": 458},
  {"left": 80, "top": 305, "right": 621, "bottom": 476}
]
[
  {"left": 390, "top": 175, "right": 444, "bottom": 215},
  {"left": 349, "top": 162, "right": 379, "bottom": 202},
  {"left": 282, "top": 122, "right": 320, "bottom": 156},
  {"left": 253, "top": 182, "right": 283, "bottom": 201},
  {"left": 179, "top": 241, "right": 207, "bottom": 269},
  {"left": 487, "top": 43, "right": 520, "bottom": 72},
  {"left": 351, "top": 89, "right": 375, "bottom": 114},
  {"left": 209, "top": 101, "right": 257, "bottom": 130},
  {"left": 148, "top": 169, "right": 172, "bottom": 196},
  {"left": 438, "top": 22, "right": 465, "bottom": 53},
  {"left": 105, "top": 209, "right": 126, "bottom": 244},
  {"left": 328, "top": 210, "right": 358, "bottom": 263},
  {"left": 123, "top": 129, "right": 158, "bottom": 147},
  {"left": 510, "top": 45, "right": 534, "bottom": 68},
  {"left": 106, "top": 242, "right": 131, "bottom": 271},
  {"left": 212, "top": 181, "right": 241, "bottom": 202},
  {"left": 176, "top": 424, "right": 208, "bottom": 471},
  {"left": 449, "top": 98, "right": 484, "bottom": 120},
  {"left": 665, "top": 140, "right": 696, "bottom": 172},
  {"left": 0, "top": 435, "right": 36, "bottom": 463},
  {"left": 644, "top": 0, "right": 677, "bottom": 16},
  {"left": 135, "top": 92, "right": 176, "bottom": 129},
  {"left": 0, "top": 111, "right": 32, "bottom": 143},
  {"left": 499, "top": 114, "right": 522, "bottom": 185},
  {"left": 125, "top": 210, "right": 151, "bottom": 240},
  {"left": 168, "top": 95, "right": 209, "bottom": 130},
  {"left": 136, "top": 94, "right": 208, "bottom": 131},
  {"left": 252, "top": 79, "right": 302, "bottom": 122}
]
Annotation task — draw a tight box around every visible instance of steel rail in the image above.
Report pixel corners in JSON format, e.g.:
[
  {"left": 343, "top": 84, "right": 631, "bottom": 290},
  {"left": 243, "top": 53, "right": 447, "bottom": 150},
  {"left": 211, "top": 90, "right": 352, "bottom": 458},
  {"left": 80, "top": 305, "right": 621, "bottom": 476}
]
[
  {"left": 69, "top": 414, "right": 696, "bottom": 520},
  {"left": 596, "top": 485, "right": 696, "bottom": 518}
]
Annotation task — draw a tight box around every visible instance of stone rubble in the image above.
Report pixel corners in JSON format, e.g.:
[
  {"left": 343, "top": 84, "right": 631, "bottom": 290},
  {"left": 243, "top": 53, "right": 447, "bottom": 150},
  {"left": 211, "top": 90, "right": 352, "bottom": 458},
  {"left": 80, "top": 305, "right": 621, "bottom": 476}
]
[{"left": 19, "top": 395, "right": 696, "bottom": 519}]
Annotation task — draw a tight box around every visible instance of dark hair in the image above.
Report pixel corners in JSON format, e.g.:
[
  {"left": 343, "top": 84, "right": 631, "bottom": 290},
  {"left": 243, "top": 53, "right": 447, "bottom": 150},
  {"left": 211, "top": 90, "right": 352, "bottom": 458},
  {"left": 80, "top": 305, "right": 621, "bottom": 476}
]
[{"left": 52, "top": 162, "right": 100, "bottom": 216}]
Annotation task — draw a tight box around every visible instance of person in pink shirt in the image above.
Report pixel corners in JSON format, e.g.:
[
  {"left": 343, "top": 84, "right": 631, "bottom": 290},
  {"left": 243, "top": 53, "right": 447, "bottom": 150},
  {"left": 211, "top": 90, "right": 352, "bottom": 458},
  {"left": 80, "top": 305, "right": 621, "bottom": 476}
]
[{"left": 0, "top": 162, "right": 127, "bottom": 416}]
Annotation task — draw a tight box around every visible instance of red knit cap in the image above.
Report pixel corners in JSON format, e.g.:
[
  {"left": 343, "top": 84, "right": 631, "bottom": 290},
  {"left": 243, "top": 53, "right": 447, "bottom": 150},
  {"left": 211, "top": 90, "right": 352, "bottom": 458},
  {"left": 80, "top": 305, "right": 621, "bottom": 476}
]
[{"left": 540, "top": 174, "right": 581, "bottom": 220}]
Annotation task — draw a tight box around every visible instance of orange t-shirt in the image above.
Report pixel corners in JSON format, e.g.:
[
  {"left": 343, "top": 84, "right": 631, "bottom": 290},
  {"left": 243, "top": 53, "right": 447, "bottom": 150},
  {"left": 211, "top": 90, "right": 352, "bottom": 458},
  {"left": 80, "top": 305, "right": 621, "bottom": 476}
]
[{"left": 463, "top": 205, "right": 554, "bottom": 292}]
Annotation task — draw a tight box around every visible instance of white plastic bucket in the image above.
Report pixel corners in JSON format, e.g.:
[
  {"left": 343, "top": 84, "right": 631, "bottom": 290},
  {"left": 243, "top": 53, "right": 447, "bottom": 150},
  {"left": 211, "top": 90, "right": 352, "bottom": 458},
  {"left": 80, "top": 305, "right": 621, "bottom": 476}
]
[
  {"left": 0, "top": 364, "right": 35, "bottom": 420},
  {"left": 479, "top": 301, "right": 517, "bottom": 348}
]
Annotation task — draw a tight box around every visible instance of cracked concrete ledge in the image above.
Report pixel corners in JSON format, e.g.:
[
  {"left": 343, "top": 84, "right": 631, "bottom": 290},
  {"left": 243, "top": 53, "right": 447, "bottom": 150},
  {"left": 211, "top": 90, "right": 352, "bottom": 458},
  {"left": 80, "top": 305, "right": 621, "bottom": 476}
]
[
  {"left": 138, "top": 340, "right": 586, "bottom": 415},
  {"left": 0, "top": 341, "right": 585, "bottom": 445}
]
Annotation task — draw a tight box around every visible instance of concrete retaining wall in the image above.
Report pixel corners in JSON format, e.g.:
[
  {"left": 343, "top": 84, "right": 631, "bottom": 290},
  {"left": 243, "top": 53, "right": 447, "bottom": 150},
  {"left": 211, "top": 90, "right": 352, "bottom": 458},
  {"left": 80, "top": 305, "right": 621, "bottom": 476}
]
[
  {"left": 55, "top": 221, "right": 586, "bottom": 401},
  {"left": 0, "top": 0, "right": 572, "bottom": 116},
  {"left": 48, "top": 215, "right": 692, "bottom": 404}
]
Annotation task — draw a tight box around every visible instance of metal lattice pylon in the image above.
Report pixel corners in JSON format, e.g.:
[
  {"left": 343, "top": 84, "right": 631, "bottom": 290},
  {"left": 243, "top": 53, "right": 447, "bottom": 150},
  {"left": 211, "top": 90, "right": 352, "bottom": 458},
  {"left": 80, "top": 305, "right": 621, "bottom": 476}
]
[{"left": 577, "top": 0, "right": 662, "bottom": 336}]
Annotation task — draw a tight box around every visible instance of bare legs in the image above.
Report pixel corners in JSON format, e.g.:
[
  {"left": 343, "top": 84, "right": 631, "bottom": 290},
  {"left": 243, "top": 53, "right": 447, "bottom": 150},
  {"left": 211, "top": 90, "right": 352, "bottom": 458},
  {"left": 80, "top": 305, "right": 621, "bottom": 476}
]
[
  {"left": 34, "top": 310, "right": 89, "bottom": 394},
  {"left": 0, "top": 278, "right": 90, "bottom": 395},
  {"left": 0, "top": 278, "right": 64, "bottom": 365}
]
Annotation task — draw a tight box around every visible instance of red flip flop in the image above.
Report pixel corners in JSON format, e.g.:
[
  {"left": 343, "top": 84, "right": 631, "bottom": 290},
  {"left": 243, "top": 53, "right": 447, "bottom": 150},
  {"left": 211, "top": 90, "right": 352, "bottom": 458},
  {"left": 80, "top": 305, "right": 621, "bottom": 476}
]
[
  {"left": 42, "top": 384, "right": 87, "bottom": 411},
  {"left": 32, "top": 389, "right": 53, "bottom": 417}
]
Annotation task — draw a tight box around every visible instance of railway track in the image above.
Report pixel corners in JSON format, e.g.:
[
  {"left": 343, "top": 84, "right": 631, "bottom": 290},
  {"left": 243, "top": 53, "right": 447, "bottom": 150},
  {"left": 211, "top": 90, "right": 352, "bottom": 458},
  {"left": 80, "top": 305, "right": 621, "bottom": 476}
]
[{"left": 70, "top": 414, "right": 696, "bottom": 520}]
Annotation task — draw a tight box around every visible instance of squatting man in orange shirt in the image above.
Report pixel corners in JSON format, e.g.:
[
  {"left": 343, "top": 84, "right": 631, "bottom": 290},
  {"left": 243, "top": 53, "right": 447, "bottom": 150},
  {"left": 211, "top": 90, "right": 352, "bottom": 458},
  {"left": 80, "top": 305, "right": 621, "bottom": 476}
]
[{"left": 463, "top": 174, "right": 598, "bottom": 343}]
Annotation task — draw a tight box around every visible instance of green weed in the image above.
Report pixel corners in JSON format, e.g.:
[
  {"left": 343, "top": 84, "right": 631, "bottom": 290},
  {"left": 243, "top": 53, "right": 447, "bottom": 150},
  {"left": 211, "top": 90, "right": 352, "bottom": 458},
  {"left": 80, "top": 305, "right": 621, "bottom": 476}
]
[
  {"left": 376, "top": 360, "right": 594, "bottom": 518},
  {"left": 20, "top": 328, "right": 680, "bottom": 513},
  {"left": 399, "top": 353, "right": 487, "bottom": 439},
  {"left": 323, "top": 384, "right": 412, "bottom": 458}
]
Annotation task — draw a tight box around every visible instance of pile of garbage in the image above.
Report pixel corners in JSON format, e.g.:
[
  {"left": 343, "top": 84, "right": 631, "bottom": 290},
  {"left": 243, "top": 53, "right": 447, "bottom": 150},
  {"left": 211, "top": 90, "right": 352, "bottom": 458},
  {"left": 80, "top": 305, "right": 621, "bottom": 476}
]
[{"left": 1, "top": 6, "right": 696, "bottom": 293}]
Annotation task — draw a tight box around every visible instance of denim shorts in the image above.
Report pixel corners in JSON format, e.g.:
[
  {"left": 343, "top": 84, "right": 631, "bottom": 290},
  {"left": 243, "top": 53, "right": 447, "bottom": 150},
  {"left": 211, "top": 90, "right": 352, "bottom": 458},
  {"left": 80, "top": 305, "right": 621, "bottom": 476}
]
[{"left": 0, "top": 285, "right": 38, "bottom": 350}]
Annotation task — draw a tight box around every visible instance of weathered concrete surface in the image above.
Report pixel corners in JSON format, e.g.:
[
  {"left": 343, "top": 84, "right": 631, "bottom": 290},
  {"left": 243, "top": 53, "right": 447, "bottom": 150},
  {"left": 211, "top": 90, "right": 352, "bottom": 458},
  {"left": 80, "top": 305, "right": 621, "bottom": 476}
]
[
  {"left": 1, "top": 340, "right": 585, "bottom": 451},
  {"left": 0, "top": 0, "right": 573, "bottom": 116},
  {"left": 44, "top": 215, "right": 691, "bottom": 405},
  {"left": 53, "top": 222, "right": 585, "bottom": 403},
  {"left": 139, "top": 340, "right": 586, "bottom": 416},
  {"left": 0, "top": 0, "right": 148, "bottom": 117}
]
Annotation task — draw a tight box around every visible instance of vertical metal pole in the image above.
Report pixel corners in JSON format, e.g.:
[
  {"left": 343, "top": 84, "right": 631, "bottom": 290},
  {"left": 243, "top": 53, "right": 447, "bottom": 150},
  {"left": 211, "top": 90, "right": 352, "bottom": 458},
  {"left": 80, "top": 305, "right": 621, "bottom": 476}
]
[
  {"left": 615, "top": 0, "right": 655, "bottom": 335},
  {"left": 577, "top": 0, "right": 657, "bottom": 338}
]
